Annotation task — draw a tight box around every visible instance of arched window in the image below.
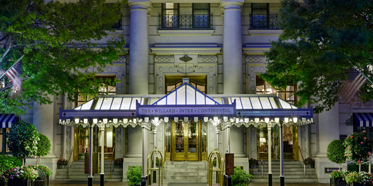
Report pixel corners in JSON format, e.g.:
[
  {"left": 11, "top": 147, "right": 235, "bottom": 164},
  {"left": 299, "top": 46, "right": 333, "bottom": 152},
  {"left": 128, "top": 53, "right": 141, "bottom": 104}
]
[{"left": 165, "top": 76, "right": 207, "bottom": 94}]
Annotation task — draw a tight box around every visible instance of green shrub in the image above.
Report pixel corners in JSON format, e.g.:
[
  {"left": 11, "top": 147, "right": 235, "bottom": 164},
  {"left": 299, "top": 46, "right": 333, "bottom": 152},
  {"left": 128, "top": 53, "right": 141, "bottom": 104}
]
[
  {"left": 0, "top": 154, "right": 22, "bottom": 174},
  {"left": 231, "top": 167, "right": 254, "bottom": 186},
  {"left": 327, "top": 140, "right": 346, "bottom": 169},
  {"left": 126, "top": 166, "right": 142, "bottom": 186},
  {"left": 37, "top": 134, "right": 51, "bottom": 157},
  {"left": 7, "top": 120, "right": 39, "bottom": 164}
]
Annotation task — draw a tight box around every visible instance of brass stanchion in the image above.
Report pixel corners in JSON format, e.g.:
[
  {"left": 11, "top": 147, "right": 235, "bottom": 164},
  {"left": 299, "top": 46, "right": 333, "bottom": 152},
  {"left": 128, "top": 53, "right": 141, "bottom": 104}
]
[{"left": 208, "top": 148, "right": 224, "bottom": 186}]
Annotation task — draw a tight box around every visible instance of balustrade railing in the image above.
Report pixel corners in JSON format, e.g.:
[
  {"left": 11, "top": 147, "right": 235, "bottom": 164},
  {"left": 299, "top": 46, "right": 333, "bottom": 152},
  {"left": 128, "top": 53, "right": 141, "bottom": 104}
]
[
  {"left": 159, "top": 14, "right": 213, "bottom": 30},
  {"left": 250, "top": 14, "right": 280, "bottom": 30}
]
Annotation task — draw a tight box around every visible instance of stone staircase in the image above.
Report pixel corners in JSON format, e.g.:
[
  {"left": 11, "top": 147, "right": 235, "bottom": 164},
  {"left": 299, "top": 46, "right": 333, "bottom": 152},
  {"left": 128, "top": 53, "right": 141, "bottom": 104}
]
[
  {"left": 163, "top": 161, "right": 208, "bottom": 184},
  {"left": 250, "top": 160, "right": 318, "bottom": 183},
  {"left": 55, "top": 160, "right": 123, "bottom": 182}
]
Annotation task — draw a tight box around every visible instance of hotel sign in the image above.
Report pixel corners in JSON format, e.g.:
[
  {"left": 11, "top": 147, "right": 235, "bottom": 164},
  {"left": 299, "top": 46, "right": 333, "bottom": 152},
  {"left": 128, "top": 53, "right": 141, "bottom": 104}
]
[{"left": 137, "top": 104, "right": 236, "bottom": 117}]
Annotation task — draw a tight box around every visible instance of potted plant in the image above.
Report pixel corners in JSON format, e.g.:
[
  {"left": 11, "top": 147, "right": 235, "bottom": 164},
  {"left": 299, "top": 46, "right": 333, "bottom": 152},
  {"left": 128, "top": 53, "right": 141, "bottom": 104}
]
[
  {"left": 0, "top": 154, "right": 22, "bottom": 186},
  {"left": 304, "top": 157, "right": 315, "bottom": 168},
  {"left": 6, "top": 165, "right": 38, "bottom": 186},
  {"left": 249, "top": 158, "right": 258, "bottom": 168},
  {"left": 57, "top": 159, "right": 67, "bottom": 169},
  {"left": 36, "top": 134, "right": 51, "bottom": 166},
  {"left": 7, "top": 121, "right": 39, "bottom": 166},
  {"left": 126, "top": 166, "right": 142, "bottom": 186},
  {"left": 328, "top": 140, "right": 347, "bottom": 171},
  {"left": 36, "top": 165, "right": 52, "bottom": 186},
  {"left": 344, "top": 172, "right": 373, "bottom": 186},
  {"left": 330, "top": 170, "right": 348, "bottom": 186},
  {"left": 114, "top": 158, "right": 123, "bottom": 168},
  {"left": 344, "top": 130, "right": 373, "bottom": 172},
  {"left": 231, "top": 167, "right": 254, "bottom": 186}
]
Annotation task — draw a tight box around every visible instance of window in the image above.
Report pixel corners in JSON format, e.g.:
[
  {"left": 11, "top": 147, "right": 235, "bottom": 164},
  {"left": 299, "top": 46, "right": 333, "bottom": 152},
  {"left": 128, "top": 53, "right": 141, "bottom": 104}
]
[
  {"left": 0, "top": 128, "right": 10, "bottom": 153},
  {"left": 76, "top": 76, "right": 116, "bottom": 107},
  {"left": 160, "top": 3, "right": 212, "bottom": 30},
  {"left": 165, "top": 76, "right": 206, "bottom": 94},
  {"left": 256, "top": 76, "right": 297, "bottom": 105},
  {"left": 193, "top": 3, "right": 210, "bottom": 28},
  {"left": 251, "top": 3, "right": 269, "bottom": 29},
  {"left": 162, "top": 3, "right": 179, "bottom": 28}
]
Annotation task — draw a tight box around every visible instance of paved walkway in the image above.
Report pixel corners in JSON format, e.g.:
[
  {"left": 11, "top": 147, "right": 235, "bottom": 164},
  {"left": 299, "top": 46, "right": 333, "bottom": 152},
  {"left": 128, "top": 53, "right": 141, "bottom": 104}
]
[{"left": 50, "top": 181, "right": 330, "bottom": 186}]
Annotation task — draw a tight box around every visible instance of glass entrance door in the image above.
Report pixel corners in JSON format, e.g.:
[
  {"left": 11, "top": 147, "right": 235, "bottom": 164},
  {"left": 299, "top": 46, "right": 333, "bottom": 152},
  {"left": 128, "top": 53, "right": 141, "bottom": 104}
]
[{"left": 172, "top": 120, "right": 199, "bottom": 161}]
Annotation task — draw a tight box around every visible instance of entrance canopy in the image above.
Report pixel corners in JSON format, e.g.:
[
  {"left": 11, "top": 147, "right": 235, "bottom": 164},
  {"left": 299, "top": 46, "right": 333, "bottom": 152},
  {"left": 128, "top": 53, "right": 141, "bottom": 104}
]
[
  {"left": 354, "top": 113, "right": 373, "bottom": 127},
  {"left": 0, "top": 114, "right": 18, "bottom": 128},
  {"left": 59, "top": 82, "right": 313, "bottom": 129}
]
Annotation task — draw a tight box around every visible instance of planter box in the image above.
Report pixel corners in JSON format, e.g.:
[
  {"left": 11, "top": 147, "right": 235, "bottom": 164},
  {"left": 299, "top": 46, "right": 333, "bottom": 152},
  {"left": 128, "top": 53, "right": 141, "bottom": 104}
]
[
  {"left": 32, "top": 177, "right": 44, "bottom": 186},
  {"left": 8, "top": 178, "right": 30, "bottom": 186},
  {"left": 350, "top": 183, "right": 365, "bottom": 186},
  {"left": 330, "top": 178, "right": 347, "bottom": 186}
]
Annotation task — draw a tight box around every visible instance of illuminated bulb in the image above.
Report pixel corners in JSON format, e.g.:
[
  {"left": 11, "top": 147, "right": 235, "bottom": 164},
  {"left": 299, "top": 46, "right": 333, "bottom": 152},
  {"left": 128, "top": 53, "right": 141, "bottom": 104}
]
[{"left": 284, "top": 117, "right": 289, "bottom": 123}]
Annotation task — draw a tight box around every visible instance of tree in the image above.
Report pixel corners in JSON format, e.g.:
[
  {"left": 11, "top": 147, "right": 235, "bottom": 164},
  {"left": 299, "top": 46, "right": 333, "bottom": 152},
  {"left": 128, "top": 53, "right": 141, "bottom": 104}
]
[
  {"left": 7, "top": 120, "right": 39, "bottom": 165},
  {"left": 37, "top": 133, "right": 51, "bottom": 165},
  {"left": 0, "top": 0, "right": 126, "bottom": 115},
  {"left": 343, "top": 130, "right": 372, "bottom": 172},
  {"left": 262, "top": 0, "right": 373, "bottom": 113},
  {"left": 327, "top": 140, "right": 346, "bottom": 170}
]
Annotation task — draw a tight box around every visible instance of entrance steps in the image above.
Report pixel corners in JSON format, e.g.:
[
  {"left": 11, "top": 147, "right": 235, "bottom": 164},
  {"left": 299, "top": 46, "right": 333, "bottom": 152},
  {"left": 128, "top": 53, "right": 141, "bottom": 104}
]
[
  {"left": 54, "top": 160, "right": 123, "bottom": 182},
  {"left": 250, "top": 160, "right": 318, "bottom": 183},
  {"left": 163, "top": 161, "right": 208, "bottom": 184}
]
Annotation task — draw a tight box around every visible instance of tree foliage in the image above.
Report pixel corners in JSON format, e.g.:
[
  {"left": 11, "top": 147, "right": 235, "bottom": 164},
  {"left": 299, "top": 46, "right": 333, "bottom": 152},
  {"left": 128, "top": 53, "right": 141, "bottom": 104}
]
[
  {"left": 327, "top": 140, "right": 346, "bottom": 166},
  {"left": 37, "top": 133, "right": 51, "bottom": 157},
  {"left": 7, "top": 120, "right": 39, "bottom": 159},
  {"left": 0, "top": 0, "right": 126, "bottom": 115},
  {"left": 343, "top": 131, "right": 372, "bottom": 163},
  {"left": 262, "top": 0, "right": 373, "bottom": 113}
]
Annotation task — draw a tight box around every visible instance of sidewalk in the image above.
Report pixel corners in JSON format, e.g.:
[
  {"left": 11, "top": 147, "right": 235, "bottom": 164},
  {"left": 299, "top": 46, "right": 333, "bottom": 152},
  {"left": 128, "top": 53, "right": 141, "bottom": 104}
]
[{"left": 50, "top": 181, "right": 330, "bottom": 186}]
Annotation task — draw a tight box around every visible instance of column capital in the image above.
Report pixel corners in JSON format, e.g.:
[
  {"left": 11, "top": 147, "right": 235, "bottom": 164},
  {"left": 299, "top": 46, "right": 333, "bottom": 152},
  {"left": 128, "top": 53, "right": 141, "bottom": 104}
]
[
  {"left": 128, "top": 1, "right": 151, "bottom": 9},
  {"left": 221, "top": 0, "right": 244, "bottom": 9}
]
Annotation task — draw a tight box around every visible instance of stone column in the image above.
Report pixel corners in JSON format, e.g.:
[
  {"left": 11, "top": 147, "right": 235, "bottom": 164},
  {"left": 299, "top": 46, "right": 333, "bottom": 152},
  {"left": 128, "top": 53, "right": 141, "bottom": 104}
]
[
  {"left": 315, "top": 103, "right": 340, "bottom": 183},
  {"left": 33, "top": 95, "right": 57, "bottom": 157},
  {"left": 128, "top": 1, "right": 150, "bottom": 94},
  {"left": 222, "top": 0, "right": 244, "bottom": 94}
]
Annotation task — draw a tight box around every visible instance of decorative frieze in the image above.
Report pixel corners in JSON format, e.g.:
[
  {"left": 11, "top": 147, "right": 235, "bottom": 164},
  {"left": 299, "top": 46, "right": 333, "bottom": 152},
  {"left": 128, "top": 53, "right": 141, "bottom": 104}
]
[
  {"left": 114, "top": 55, "right": 127, "bottom": 63},
  {"left": 154, "top": 55, "right": 174, "bottom": 63},
  {"left": 246, "top": 55, "right": 266, "bottom": 63},
  {"left": 198, "top": 55, "right": 218, "bottom": 63}
]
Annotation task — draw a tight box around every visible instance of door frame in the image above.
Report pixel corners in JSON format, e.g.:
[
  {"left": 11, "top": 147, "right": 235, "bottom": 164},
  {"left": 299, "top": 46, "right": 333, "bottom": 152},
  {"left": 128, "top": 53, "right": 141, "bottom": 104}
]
[{"left": 171, "top": 120, "right": 201, "bottom": 161}]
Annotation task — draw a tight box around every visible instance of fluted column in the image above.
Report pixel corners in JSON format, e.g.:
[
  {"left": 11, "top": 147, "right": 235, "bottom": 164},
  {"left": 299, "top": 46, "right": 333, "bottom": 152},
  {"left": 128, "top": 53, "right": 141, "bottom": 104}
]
[
  {"left": 128, "top": 1, "right": 150, "bottom": 94},
  {"left": 222, "top": 1, "right": 243, "bottom": 94}
]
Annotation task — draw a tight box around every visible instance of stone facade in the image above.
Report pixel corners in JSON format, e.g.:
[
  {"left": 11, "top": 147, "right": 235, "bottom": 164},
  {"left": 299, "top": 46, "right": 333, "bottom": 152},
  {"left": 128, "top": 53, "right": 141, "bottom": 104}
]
[{"left": 20, "top": 0, "right": 373, "bottom": 183}]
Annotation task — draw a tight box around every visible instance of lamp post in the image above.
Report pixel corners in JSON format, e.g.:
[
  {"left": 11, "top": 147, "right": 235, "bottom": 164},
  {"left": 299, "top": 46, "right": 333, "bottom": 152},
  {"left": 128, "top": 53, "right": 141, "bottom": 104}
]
[
  {"left": 100, "top": 123, "right": 105, "bottom": 186},
  {"left": 280, "top": 120, "right": 285, "bottom": 186},
  {"left": 88, "top": 123, "right": 93, "bottom": 186},
  {"left": 267, "top": 122, "right": 272, "bottom": 186}
]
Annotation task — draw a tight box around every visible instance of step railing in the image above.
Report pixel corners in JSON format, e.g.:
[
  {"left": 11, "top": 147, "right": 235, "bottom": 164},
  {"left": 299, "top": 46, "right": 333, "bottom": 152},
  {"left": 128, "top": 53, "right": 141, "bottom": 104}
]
[
  {"left": 66, "top": 146, "right": 74, "bottom": 179},
  {"left": 110, "top": 147, "right": 115, "bottom": 179},
  {"left": 298, "top": 145, "right": 306, "bottom": 177},
  {"left": 257, "top": 146, "right": 264, "bottom": 178}
]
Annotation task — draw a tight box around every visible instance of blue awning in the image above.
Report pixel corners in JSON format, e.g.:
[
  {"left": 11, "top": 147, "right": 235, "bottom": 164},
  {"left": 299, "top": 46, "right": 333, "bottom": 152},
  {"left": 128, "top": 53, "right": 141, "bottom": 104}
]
[
  {"left": 354, "top": 113, "right": 373, "bottom": 127},
  {"left": 0, "top": 114, "right": 18, "bottom": 128}
]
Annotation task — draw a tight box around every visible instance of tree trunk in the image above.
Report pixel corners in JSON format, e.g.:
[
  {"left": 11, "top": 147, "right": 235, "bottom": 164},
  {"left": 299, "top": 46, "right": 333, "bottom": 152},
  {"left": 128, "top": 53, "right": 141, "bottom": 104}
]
[
  {"left": 22, "top": 158, "right": 24, "bottom": 166},
  {"left": 359, "top": 162, "right": 361, "bottom": 173},
  {"left": 38, "top": 156, "right": 41, "bottom": 165},
  {"left": 339, "top": 163, "right": 341, "bottom": 171}
]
